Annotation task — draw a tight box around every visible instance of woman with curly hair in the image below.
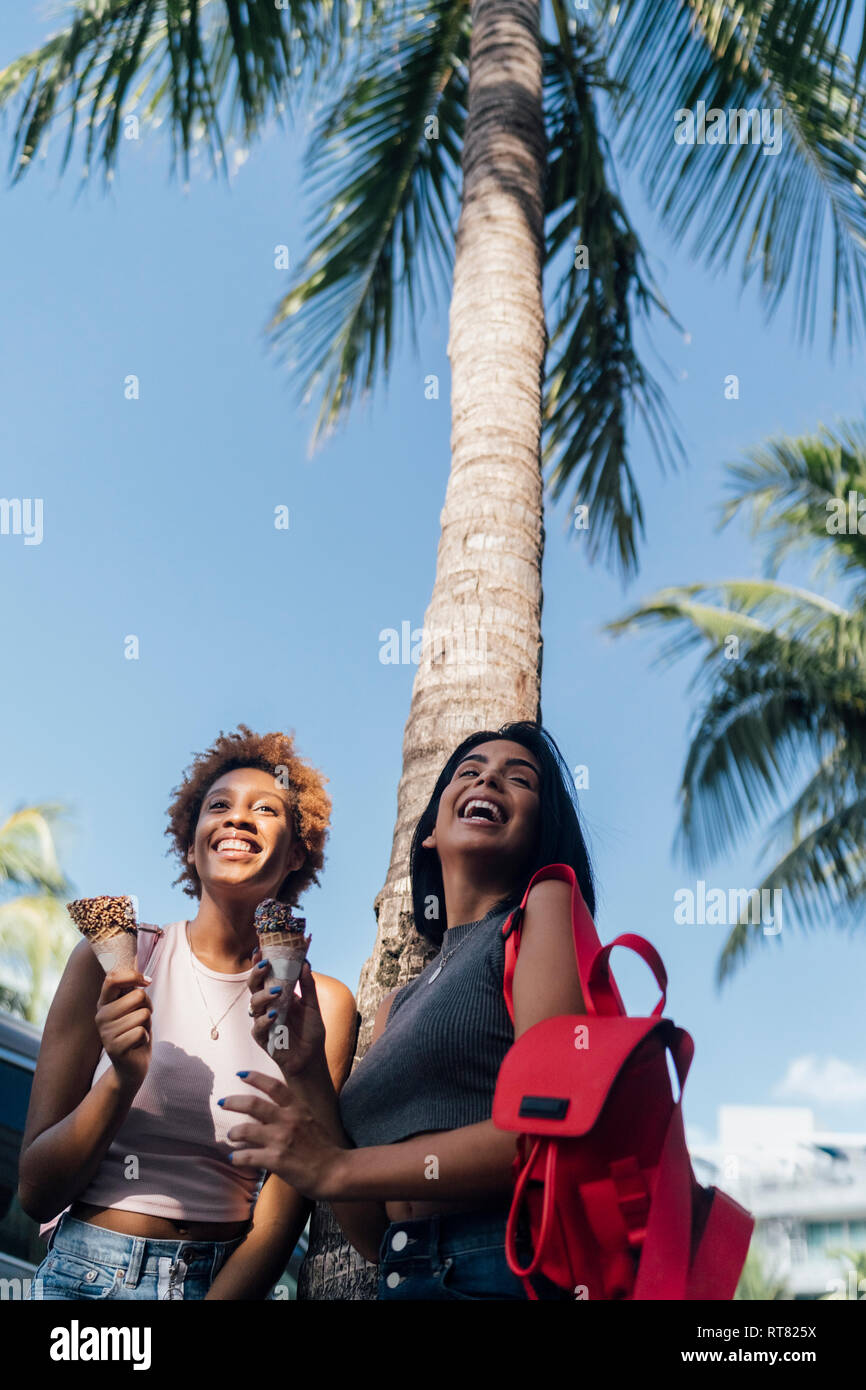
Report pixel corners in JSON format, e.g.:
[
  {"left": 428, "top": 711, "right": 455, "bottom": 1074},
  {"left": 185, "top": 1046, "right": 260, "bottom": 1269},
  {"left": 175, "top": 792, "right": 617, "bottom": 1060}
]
[
  {"left": 20, "top": 726, "right": 356, "bottom": 1301},
  {"left": 223, "top": 721, "right": 588, "bottom": 1300}
]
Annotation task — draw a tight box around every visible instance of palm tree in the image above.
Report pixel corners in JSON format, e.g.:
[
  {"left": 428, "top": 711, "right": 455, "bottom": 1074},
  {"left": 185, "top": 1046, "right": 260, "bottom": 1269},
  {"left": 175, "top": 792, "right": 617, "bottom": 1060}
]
[
  {"left": 608, "top": 420, "right": 866, "bottom": 983},
  {"left": 821, "top": 1247, "right": 866, "bottom": 1298},
  {"left": 0, "top": 806, "right": 74, "bottom": 1023},
  {"left": 5, "top": 2, "right": 866, "bottom": 1297},
  {"left": 734, "top": 1246, "right": 792, "bottom": 1300},
  {"left": 0, "top": 896, "right": 80, "bottom": 1024}
]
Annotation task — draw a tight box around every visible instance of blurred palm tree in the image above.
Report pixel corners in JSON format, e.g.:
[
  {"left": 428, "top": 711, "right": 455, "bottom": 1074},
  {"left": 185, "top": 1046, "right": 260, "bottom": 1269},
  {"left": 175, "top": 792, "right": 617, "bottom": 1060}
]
[
  {"left": 734, "top": 1246, "right": 792, "bottom": 1300},
  {"left": 608, "top": 420, "right": 866, "bottom": 982},
  {"left": 0, "top": 806, "right": 75, "bottom": 1023},
  {"left": 821, "top": 1246, "right": 866, "bottom": 1298}
]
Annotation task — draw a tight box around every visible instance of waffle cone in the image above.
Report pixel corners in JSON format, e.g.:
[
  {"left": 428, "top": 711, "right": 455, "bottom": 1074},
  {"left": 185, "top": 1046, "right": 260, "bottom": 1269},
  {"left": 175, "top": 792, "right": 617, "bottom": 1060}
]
[
  {"left": 67, "top": 896, "right": 138, "bottom": 974},
  {"left": 258, "top": 929, "right": 310, "bottom": 957},
  {"left": 260, "top": 934, "right": 311, "bottom": 1058},
  {"left": 88, "top": 931, "right": 139, "bottom": 974}
]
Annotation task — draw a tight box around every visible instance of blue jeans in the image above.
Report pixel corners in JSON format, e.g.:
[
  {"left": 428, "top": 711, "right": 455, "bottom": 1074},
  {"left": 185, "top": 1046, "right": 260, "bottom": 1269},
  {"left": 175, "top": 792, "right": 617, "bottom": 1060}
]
[
  {"left": 27, "top": 1213, "right": 245, "bottom": 1301},
  {"left": 377, "top": 1208, "right": 571, "bottom": 1301}
]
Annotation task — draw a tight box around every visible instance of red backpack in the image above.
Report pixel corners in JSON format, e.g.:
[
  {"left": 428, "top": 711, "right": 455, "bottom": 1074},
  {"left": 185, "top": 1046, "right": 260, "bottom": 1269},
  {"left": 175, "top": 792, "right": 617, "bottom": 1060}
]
[{"left": 492, "top": 864, "right": 753, "bottom": 1300}]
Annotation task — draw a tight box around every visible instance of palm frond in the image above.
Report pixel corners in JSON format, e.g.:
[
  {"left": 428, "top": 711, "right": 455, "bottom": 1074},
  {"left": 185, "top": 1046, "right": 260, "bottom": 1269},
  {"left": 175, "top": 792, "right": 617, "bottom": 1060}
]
[
  {"left": 0, "top": 893, "right": 81, "bottom": 1022},
  {"left": 721, "top": 420, "right": 866, "bottom": 597},
  {"left": 761, "top": 739, "right": 862, "bottom": 852},
  {"left": 676, "top": 629, "right": 866, "bottom": 866},
  {"left": 599, "top": 0, "right": 866, "bottom": 345},
  {"left": 542, "top": 7, "right": 684, "bottom": 577},
  {"left": 267, "top": 1, "right": 469, "bottom": 443},
  {"left": 716, "top": 794, "right": 866, "bottom": 981},
  {"left": 0, "top": 0, "right": 370, "bottom": 186},
  {"left": 735, "top": 1246, "right": 792, "bottom": 1300},
  {"left": 610, "top": 582, "right": 866, "bottom": 863},
  {"left": 0, "top": 805, "right": 69, "bottom": 894},
  {"left": 607, "top": 578, "right": 862, "bottom": 668},
  {"left": 602, "top": 1, "right": 866, "bottom": 116},
  {"left": 606, "top": 586, "right": 775, "bottom": 669}
]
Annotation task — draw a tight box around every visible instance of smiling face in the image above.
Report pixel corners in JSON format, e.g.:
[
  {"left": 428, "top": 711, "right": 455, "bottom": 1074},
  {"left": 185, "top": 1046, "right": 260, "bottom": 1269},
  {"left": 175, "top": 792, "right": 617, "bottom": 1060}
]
[
  {"left": 422, "top": 738, "right": 542, "bottom": 876},
  {"left": 186, "top": 766, "right": 305, "bottom": 906}
]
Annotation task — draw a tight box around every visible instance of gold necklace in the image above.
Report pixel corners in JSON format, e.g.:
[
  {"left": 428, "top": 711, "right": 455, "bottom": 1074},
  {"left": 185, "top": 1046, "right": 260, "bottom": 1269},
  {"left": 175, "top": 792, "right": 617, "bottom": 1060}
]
[{"left": 185, "top": 922, "right": 250, "bottom": 1040}]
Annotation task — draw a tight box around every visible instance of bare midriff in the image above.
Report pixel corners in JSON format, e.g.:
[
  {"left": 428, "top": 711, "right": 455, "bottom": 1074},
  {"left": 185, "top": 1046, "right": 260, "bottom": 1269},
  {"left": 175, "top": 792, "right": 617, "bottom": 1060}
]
[
  {"left": 385, "top": 1195, "right": 507, "bottom": 1222},
  {"left": 69, "top": 1200, "right": 250, "bottom": 1243}
]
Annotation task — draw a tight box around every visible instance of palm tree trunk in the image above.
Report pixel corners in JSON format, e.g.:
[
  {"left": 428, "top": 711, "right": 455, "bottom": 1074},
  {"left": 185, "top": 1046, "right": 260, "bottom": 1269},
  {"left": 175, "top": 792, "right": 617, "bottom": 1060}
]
[{"left": 298, "top": 0, "right": 547, "bottom": 1300}]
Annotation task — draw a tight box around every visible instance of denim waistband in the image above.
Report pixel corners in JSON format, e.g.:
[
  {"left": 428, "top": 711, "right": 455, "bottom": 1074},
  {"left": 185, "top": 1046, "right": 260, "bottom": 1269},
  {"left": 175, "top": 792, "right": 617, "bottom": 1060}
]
[
  {"left": 380, "top": 1206, "right": 529, "bottom": 1263},
  {"left": 49, "top": 1213, "right": 244, "bottom": 1285}
]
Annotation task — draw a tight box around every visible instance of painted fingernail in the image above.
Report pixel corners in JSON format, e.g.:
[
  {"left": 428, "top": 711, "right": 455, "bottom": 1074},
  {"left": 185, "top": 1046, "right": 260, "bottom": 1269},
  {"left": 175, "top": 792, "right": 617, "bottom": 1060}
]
[
  {"left": 256, "top": 960, "right": 269, "bottom": 970},
  {"left": 216, "top": 1098, "right": 225, "bottom": 1107},
  {"left": 269, "top": 986, "right": 282, "bottom": 995},
  {"left": 142, "top": 975, "right": 153, "bottom": 985},
  {"left": 236, "top": 1071, "right": 249, "bottom": 1078},
  {"left": 267, "top": 1009, "right": 277, "bottom": 1019},
  {"left": 227, "top": 1152, "right": 234, "bottom": 1162}
]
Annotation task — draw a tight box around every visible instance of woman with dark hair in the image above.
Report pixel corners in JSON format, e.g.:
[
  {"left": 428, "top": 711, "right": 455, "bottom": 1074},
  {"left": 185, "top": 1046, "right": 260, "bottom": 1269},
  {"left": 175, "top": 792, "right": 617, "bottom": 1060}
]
[
  {"left": 20, "top": 726, "right": 357, "bottom": 1300},
  {"left": 409, "top": 720, "right": 596, "bottom": 933},
  {"left": 224, "top": 721, "right": 591, "bottom": 1300}
]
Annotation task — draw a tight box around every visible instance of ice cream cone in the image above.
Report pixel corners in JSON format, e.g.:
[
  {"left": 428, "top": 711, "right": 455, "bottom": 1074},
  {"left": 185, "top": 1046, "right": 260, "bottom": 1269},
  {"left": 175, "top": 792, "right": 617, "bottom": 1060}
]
[
  {"left": 255, "top": 899, "right": 310, "bottom": 1057},
  {"left": 67, "top": 896, "right": 138, "bottom": 974}
]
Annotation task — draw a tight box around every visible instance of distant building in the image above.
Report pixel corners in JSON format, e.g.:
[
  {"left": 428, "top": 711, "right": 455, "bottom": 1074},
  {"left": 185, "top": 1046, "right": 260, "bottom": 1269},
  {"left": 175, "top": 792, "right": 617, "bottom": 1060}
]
[{"left": 691, "top": 1106, "right": 866, "bottom": 1299}]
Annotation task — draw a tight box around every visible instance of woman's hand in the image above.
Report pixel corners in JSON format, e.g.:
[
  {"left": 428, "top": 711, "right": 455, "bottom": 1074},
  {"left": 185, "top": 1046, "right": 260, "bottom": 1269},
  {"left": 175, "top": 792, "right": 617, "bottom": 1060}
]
[
  {"left": 248, "top": 951, "right": 328, "bottom": 1079},
  {"left": 221, "top": 1071, "right": 348, "bottom": 1201},
  {"left": 94, "top": 967, "right": 153, "bottom": 1092}
]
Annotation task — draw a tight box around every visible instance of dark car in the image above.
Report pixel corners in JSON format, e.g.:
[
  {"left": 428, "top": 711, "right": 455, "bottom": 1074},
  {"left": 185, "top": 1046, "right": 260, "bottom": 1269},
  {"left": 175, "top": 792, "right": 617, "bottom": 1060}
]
[{"left": 0, "top": 1009, "right": 42, "bottom": 1290}]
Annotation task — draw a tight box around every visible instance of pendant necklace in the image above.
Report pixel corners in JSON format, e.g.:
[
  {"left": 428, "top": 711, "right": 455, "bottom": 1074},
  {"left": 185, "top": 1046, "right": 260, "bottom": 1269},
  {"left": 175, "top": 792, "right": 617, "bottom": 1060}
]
[
  {"left": 428, "top": 917, "right": 486, "bottom": 984},
  {"left": 186, "top": 922, "right": 250, "bottom": 1039}
]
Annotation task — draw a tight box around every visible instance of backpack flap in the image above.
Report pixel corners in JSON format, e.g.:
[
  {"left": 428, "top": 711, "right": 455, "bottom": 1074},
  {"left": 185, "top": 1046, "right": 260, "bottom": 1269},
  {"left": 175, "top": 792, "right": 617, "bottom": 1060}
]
[{"left": 493, "top": 1014, "right": 664, "bottom": 1137}]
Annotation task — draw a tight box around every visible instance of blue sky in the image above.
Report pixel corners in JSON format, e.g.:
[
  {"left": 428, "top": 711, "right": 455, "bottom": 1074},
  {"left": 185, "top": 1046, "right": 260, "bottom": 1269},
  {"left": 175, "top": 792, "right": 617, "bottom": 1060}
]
[{"left": 2, "top": 7, "right": 866, "bottom": 1145}]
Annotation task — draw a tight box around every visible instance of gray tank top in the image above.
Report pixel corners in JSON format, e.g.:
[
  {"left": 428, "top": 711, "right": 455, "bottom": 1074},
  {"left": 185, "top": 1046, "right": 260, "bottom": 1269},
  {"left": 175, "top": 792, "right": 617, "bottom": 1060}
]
[{"left": 339, "top": 900, "right": 519, "bottom": 1147}]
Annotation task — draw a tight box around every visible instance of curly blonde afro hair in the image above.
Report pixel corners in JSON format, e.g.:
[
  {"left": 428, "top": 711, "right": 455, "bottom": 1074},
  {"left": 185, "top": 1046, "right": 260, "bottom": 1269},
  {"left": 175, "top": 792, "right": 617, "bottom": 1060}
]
[{"left": 165, "top": 725, "right": 331, "bottom": 905}]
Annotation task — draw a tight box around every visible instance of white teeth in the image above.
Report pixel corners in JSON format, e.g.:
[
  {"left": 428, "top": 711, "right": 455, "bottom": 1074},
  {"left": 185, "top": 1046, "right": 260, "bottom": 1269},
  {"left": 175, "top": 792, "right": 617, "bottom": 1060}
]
[
  {"left": 216, "top": 838, "right": 256, "bottom": 852},
  {"left": 462, "top": 799, "right": 504, "bottom": 823}
]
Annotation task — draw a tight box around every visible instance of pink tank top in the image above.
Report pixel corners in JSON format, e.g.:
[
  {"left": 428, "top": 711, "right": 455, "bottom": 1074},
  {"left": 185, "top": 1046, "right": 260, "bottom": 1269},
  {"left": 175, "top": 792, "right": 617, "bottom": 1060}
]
[{"left": 64, "top": 922, "right": 294, "bottom": 1224}]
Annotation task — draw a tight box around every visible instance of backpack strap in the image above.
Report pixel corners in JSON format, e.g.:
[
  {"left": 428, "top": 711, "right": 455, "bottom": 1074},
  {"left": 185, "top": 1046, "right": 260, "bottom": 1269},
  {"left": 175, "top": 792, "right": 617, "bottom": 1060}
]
[
  {"left": 685, "top": 1186, "right": 754, "bottom": 1300},
  {"left": 589, "top": 935, "right": 668, "bottom": 1020},
  {"left": 631, "top": 1026, "right": 695, "bottom": 1299},
  {"left": 501, "top": 863, "right": 627, "bottom": 1025}
]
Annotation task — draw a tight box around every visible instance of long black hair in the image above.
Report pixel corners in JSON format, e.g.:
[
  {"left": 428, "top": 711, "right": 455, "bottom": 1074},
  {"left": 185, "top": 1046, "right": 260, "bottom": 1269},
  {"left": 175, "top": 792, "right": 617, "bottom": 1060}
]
[{"left": 409, "top": 721, "right": 596, "bottom": 946}]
